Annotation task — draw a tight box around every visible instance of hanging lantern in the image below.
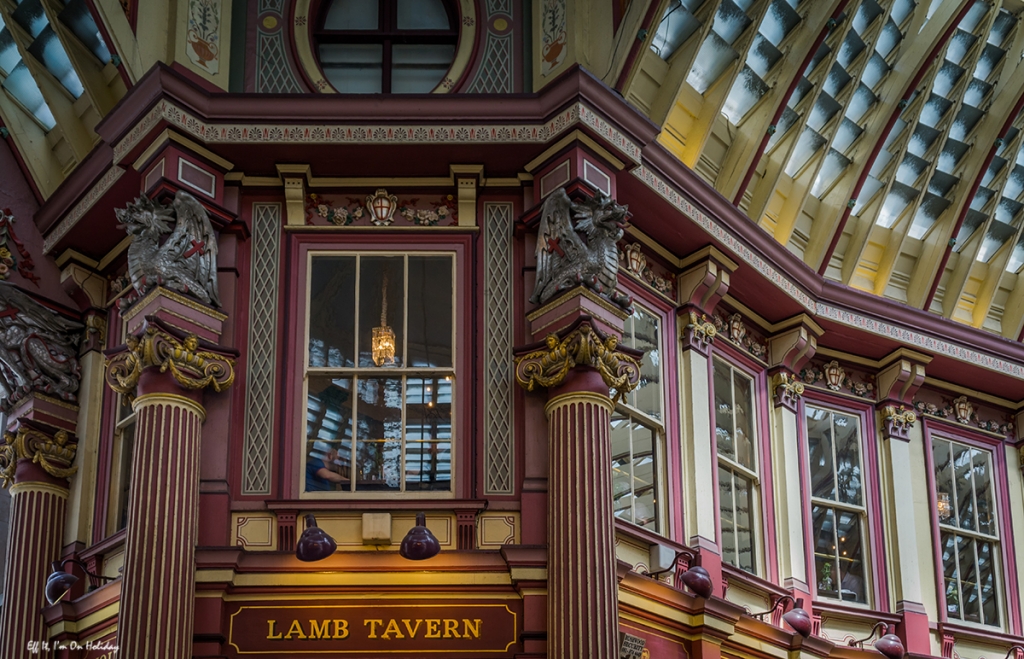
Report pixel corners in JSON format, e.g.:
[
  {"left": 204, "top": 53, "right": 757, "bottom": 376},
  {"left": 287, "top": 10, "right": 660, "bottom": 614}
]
[
  {"left": 937, "top": 492, "right": 952, "bottom": 522},
  {"left": 366, "top": 188, "right": 399, "bottom": 226},
  {"left": 372, "top": 271, "right": 396, "bottom": 366}
]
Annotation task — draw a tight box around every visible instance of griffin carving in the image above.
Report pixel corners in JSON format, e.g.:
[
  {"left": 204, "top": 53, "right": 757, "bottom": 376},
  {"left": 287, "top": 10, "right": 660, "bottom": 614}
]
[
  {"left": 0, "top": 282, "right": 83, "bottom": 411},
  {"left": 116, "top": 191, "right": 220, "bottom": 307},
  {"left": 531, "top": 188, "right": 632, "bottom": 310}
]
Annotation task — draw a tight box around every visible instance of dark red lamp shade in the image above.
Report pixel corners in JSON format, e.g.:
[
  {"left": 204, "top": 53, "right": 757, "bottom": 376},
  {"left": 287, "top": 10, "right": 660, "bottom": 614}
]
[
  {"left": 296, "top": 514, "right": 337, "bottom": 562},
  {"left": 874, "top": 634, "right": 905, "bottom": 659},
  {"left": 679, "top": 564, "right": 714, "bottom": 599},
  {"left": 781, "top": 598, "right": 812, "bottom": 638},
  {"left": 400, "top": 512, "right": 441, "bottom": 561}
]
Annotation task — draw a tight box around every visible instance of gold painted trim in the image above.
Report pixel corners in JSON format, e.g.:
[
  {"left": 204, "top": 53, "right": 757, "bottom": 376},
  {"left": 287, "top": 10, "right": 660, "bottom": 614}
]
[
  {"left": 131, "top": 128, "right": 235, "bottom": 172},
  {"left": 619, "top": 613, "right": 694, "bottom": 643},
  {"left": 196, "top": 591, "right": 522, "bottom": 602},
  {"left": 195, "top": 571, "right": 514, "bottom": 587},
  {"left": 526, "top": 287, "right": 631, "bottom": 323},
  {"left": 46, "top": 603, "right": 120, "bottom": 636},
  {"left": 8, "top": 392, "right": 81, "bottom": 413},
  {"left": 134, "top": 392, "right": 207, "bottom": 421},
  {"left": 285, "top": 225, "right": 480, "bottom": 233},
  {"left": 546, "top": 390, "right": 614, "bottom": 415},
  {"left": 127, "top": 305, "right": 222, "bottom": 337},
  {"left": 922, "top": 377, "right": 1019, "bottom": 409},
  {"left": 293, "top": 0, "right": 476, "bottom": 94},
  {"left": 523, "top": 130, "right": 628, "bottom": 173},
  {"left": 120, "top": 286, "right": 229, "bottom": 323},
  {"left": 10, "top": 481, "right": 70, "bottom": 497}
]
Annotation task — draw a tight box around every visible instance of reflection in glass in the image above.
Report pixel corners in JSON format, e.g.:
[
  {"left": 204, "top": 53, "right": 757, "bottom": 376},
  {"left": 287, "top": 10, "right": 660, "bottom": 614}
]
[
  {"left": 397, "top": 0, "right": 451, "bottom": 29},
  {"left": 320, "top": 44, "right": 384, "bottom": 93},
  {"left": 610, "top": 413, "right": 658, "bottom": 531},
  {"left": 359, "top": 256, "right": 405, "bottom": 368},
  {"left": 407, "top": 256, "right": 453, "bottom": 367},
  {"left": 309, "top": 256, "right": 356, "bottom": 367},
  {"left": 620, "top": 308, "right": 662, "bottom": 420},
  {"left": 404, "top": 377, "right": 452, "bottom": 491},
  {"left": 306, "top": 376, "right": 354, "bottom": 492},
  {"left": 355, "top": 377, "right": 402, "bottom": 491},
  {"left": 324, "top": 0, "right": 379, "bottom": 29},
  {"left": 392, "top": 44, "right": 454, "bottom": 93},
  {"left": 932, "top": 437, "right": 1001, "bottom": 626}
]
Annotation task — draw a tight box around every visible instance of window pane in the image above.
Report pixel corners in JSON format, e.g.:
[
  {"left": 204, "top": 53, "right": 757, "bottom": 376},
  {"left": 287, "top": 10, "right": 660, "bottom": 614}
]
[
  {"left": 354, "top": 377, "right": 402, "bottom": 491},
  {"left": 309, "top": 256, "right": 356, "bottom": 367},
  {"left": 953, "top": 443, "right": 976, "bottom": 532},
  {"left": 631, "top": 308, "right": 661, "bottom": 419},
  {"left": 733, "top": 370, "right": 754, "bottom": 469},
  {"left": 934, "top": 440, "right": 955, "bottom": 524},
  {"left": 958, "top": 534, "right": 980, "bottom": 623},
  {"left": 734, "top": 471, "right": 755, "bottom": 573},
  {"left": 719, "top": 466, "right": 736, "bottom": 568},
  {"left": 978, "top": 540, "right": 999, "bottom": 625},
  {"left": 833, "top": 412, "right": 862, "bottom": 506},
  {"left": 404, "top": 376, "right": 452, "bottom": 491},
  {"left": 611, "top": 414, "right": 633, "bottom": 521},
  {"left": 836, "top": 509, "right": 866, "bottom": 603},
  {"left": 807, "top": 408, "right": 836, "bottom": 501},
  {"left": 812, "top": 505, "right": 839, "bottom": 598},
  {"left": 397, "top": 0, "right": 451, "bottom": 29},
  {"left": 941, "top": 531, "right": 961, "bottom": 618},
  {"left": 631, "top": 421, "right": 657, "bottom": 531},
  {"left": 58, "top": 0, "right": 110, "bottom": 63},
  {"left": 358, "top": 256, "right": 405, "bottom": 368},
  {"left": 391, "top": 44, "right": 454, "bottom": 93},
  {"left": 973, "top": 449, "right": 995, "bottom": 536},
  {"left": 324, "top": 0, "right": 379, "bottom": 29},
  {"left": 321, "top": 44, "right": 383, "bottom": 93},
  {"left": 306, "top": 376, "right": 354, "bottom": 492},
  {"left": 406, "top": 256, "right": 452, "bottom": 367},
  {"left": 714, "top": 361, "right": 735, "bottom": 461}
]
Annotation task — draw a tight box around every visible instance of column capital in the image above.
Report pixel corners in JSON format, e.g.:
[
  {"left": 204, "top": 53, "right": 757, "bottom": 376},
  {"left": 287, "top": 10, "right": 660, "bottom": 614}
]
[
  {"left": 880, "top": 404, "right": 918, "bottom": 442},
  {"left": 514, "top": 317, "right": 641, "bottom": 395},
  {"left": 771, "top": 371, "right": 805, "bottom": 412},
  {"left": 105, "top": 317, "right": 236, "bottom": 398},
  {"left": 0, "top": 421, "right": 78, "bottom": 488}
]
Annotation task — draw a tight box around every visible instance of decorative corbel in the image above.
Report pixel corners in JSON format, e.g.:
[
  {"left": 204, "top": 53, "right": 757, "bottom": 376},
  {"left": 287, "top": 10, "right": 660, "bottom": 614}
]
[
  {"left": 680, "top": 309, "right": 717, "bottom": 355},
  {"left": 771, "top": 371, "right": 805, "bottom": 412},
  {"left": 676, "top": 246, "right": 737, "bottom": 315},
  {"left": 876, "top": 350, "right": 930, "bottom": 404},
  {"left": 880, "top": 405, "right": 917, "bottom": 441},
  {"left": 767, "top": 315, "right": 823, "bottom": 372}
]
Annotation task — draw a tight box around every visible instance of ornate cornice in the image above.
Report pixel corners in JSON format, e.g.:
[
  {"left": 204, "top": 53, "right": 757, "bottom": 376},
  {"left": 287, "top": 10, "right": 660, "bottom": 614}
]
[
  {"left": 105, "top": 324, "right": 235, "bottom": 397},
  {"left": 514, "top": 321, "right": 641, "bottom": 396},
  {"left": 0, "top": 425, "right": 78, "bottom": 488}
]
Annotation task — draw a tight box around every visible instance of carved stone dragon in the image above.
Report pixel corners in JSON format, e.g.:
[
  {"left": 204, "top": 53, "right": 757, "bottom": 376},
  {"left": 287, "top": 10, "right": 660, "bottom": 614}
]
[
  {"left": 115, "top": 190, "right": 221, "bottom": 307},
  {"left": 0, "top": 282, "right": 83, "bottom": 412},
  {"left": 530, "top": 187, "right": 632, "bottom": 310}
]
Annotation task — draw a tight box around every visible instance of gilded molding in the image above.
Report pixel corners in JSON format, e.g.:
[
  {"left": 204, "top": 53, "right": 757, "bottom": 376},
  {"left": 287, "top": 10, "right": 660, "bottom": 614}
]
[
  {"left": 0, "top": 426, "right": 78, "bottom": 488},
  {"left": 105, "top": 325, "right": 235, "bottom": 398},
  {"left": 771, "top": 371, "right": 805, "bottom": 411},
  {"left": 881, "top": 405, "right": 917, "bottom": 441},
  {"left": 514, "top": 322, "right": 641, "bottom": 397}
]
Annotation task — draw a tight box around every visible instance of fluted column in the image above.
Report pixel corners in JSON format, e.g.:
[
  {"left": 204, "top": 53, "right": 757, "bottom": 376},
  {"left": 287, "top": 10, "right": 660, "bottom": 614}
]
[
  {"left": 105, "top": 304, "right": 234, "bottom": 659},
  {"left": 515, "top": 289, "right": 641, "bottom": 659},
  {"left": 0, "top": 423, "right": 78, "bottom": 659}
]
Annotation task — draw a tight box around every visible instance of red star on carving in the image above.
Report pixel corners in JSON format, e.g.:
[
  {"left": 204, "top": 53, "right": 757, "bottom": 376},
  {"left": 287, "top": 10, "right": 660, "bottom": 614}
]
[
  {"left": 183, "top": 240, "right": 206, "bottom": 258},
  {"left": 546, "top": 236, "right": 565, "bottom": 258},
  {"left": 0, "top": 305, "right": 19, "bottom": 319}
]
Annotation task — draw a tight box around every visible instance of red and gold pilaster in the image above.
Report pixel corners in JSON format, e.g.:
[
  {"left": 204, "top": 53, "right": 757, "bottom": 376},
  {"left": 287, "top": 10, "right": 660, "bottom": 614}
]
[
  {"left": 105, "top": 292, "right": 234, "bottom": 659},
  {"left": 0, "top": 418, "right": 78, "bottom": 659},
  {"left": 515, "top": 289, "right": 641, "bottom": 659}
]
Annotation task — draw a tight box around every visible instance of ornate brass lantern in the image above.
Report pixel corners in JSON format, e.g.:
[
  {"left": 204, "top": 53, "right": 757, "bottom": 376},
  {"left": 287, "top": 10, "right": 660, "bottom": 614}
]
[{"left": 372, "top": 272, "right": 396, "bottom": 366}]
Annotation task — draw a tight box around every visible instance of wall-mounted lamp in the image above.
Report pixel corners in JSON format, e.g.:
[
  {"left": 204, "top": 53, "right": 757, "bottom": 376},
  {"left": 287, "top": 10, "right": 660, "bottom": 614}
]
[
  {"left": 642, "top": 549, "right": 714, "bottom": 599},
  {"left": 849, "top": 622, "right": 905, "bottom": 659},
  {"left": 1002, "top": 646, "right": 1024, "bottom": 659},
  {"left": 45, "top": 559, "right": 116, "bottom": 605},
  {"left": 747, "top": 595, "right": 812, "bottom": 638},
  {"left": 296, "top": 514, "right": 338, "bottom": 562},
  {"left": 296, "top": 512, "right": 441, "bottom": 562},
  {"left": 400, "top": 513, "right": 441, "bottom": 560}
]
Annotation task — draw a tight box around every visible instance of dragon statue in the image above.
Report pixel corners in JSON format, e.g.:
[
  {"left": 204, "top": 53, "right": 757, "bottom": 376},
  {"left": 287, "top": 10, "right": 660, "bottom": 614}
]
[
  {"left": 530, "top": 187, "right": 632, "bottom": 310},
  {"left": 115, "top": 190, "right": 221, "bottom": 307},
  {"left": 0, "top": 282, "right": 83, "bottom": 412}
]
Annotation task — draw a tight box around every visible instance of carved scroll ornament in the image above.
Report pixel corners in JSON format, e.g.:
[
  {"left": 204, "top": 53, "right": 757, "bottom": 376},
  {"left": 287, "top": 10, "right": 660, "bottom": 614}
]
[
  {"left": 0, "top": 425, "right": 78, "bottom": 488},
  {"left": 881, "top": 405, "right": 917, "bottom": 441},
  {"left": 514, "top": 321, "right": 641, "bottom": 397},
  {"left": 105, "top": 322, "right": 235, "bottom": 398}
]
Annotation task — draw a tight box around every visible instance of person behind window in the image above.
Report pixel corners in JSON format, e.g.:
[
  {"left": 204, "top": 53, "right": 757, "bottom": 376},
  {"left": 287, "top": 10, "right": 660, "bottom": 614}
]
[{"left": 306, "top": 441, "right": 347, "bottom": 491}]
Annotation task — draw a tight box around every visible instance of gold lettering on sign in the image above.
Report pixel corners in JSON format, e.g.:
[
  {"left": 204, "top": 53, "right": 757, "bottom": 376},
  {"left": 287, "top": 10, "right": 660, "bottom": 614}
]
[
  {"left": 267, "top": 620, "right": 282, "bottom": 640},
  {"left": 425, "top": 619, "right": 441, "bottom": 638},
  {"left": 333, "top": 619, "right": 350, "bottom": 639},
  {"left": 365, "top": 619, "right": 383, "bottom": 638},
  {"left": 285, "top": 620, "right": 307, "bottom": 639},
  {"left": 444, "top": 619, "right": 460, "bottom": 638},
  {"left": 263, "top": 616, "right": 487, "bottom": 642},
  {"left": 403, "top": 619, "right": 422, "bottom": 637},
  {"left": 309, "top": 620, "right": 331, "bottom": 639},
  {"left": 382, "top": 619, "right": 404, "bottom": 639},
  {"left": 463, "top": 619, "right": 482, "bottom": 638}
]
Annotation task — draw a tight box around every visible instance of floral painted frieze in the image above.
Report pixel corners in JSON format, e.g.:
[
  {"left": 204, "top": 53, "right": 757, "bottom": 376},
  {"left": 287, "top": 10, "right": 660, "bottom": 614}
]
[
  {"left": 798, "top": 359, "right": 875, "bottom": 399},
  {"left": 913, "top": 394, "right": 1014, "bottom": 437},
  {"left": 306, "top": 192, "right": 457, "bottom": 227},
  {"left": 618, "top": 242, "right": 674, "bottom": 299},
  {"left": 0, "top": 210, "right": 38, "bottom": 285},
  {"left": 709, "top": 308, "right": 767, "bottom": 361}
]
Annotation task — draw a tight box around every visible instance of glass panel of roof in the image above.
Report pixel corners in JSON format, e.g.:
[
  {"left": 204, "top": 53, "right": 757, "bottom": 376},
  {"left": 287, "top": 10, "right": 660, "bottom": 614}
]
[
  {"left": 0, "top": 25, "right": 19, "bottom": 75},
  {"left": 971, "top": 187, "right": 995, "bottom": 211},
  {"left": 933, "top": 60, "right": 966, "bottom": 97},
  {"left": 861, "top": 52, "right": 890, "bottom": 90},
  {"left": 852, "top": 0, "right": 883, "bottom": 34},
  {"left": 722, "top": 65, "right": 769, "bottom": 124},
  {"left": 784, "top": 127, "right": 826, "bottom": 177},
  {"left": 59, "top": 0, "right": 111, "bottom": 63},
  {"left": 981, "top": 157, "right": 1006, "bottom": 187},
  {"left": 977, "top": 220, "right": 1016, "bottom": 262},
  {"left": 937, "top": 138, "right": 969, "bottom": 174},
  {"left": 974, "top": 43, "right": 1004, "bottom": 82},
  {"left": 959, "top": 1, "right": 989, "bottom": 34},
  {"left": 762, "top": 0, "right": 800, "bottom": 46},
  {"left": 2, "top": 61, "right": 55, "bottom": 129},
  {"left": 995, "top": 197, "right": 1022, "bottom": 225},
  {"left": 687, "top": 31, "right": 738, "bottom": 93},
  {"left": 28, "top": 26, "right": 83, "bottom": 97},
  {"left": 713, "top": 0, "right": 752, "bottom": 44},
  {"left": 396, "top": 0, "right": 450, "bottom": 29},
  {"left": 877, "top": 181, "right": 919, "bottom": 228},
  {"left": 824, "top": 63, "right": 852, "bottom": 98},
  {"left": 808, "top": 93, "right": 841, "bottom": 131},
  {"left": 908, "top": 193, "right": 951, "bottom": 239},
  {"left": 853, "top": 176, "right": 884, "bottom": 214},
  {"left": 929, "top": 170, "right": 959, "bottom": 197},
  {"left": 845, "top": 84, "right": 877, "bottom": 124},
  {"left": 767, "top": 107, "right": 799, "bottom": 151},
  {"left": 920, "top": 94, "right": 953, "bottom": 128},
  {"left": 12, "top": 0, "right": 48, "bottom": 38},
  {"left": 651, "top": 1, "right": 704, "bottom": 60},
  {"left": 896, "top": 154, "right": 929, "bottom": 186},
  {"left": 837, "top": 31, "right": 866, "bottom": 69},
  {"left": 890, "top": 0, "right": 914, "bottom": 27},
  {"left": 946, "top": 30, "right": 978, "bottom": 65},
  {"left": 950, "top": 104, "right": 985, "bottom": 142},
  {"left": 811, "top": 148, "right": 850, "bottom": 196},
  {"left": 954, "top": 209, "right": 986, "bottom": 251},
  {"left": 988, "top": 10, "right": 1015, "bottom": 47},
  {"left": 1004, "top": 236, "right": 1024, "bottom": 272},
  {"left": 324, "top": 0, "right": 379, "bottom": 29},
  {"left": 1003, "top": 166, "right": 1024, "bottom": 200},
  {"left": 833, "top": 118, "right": 863, "bottom": 154},
  {"left": 964, "top": 79, "right": 991, "bottom": 108},
  {"left": 875, "top": 19, "right": 903, "bottom": 59}
]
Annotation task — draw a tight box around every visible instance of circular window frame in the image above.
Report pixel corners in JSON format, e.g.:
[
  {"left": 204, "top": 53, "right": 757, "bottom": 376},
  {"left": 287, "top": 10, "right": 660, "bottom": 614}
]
[{"left": 293, "top": 0, "right": 477, "bottom": 94}]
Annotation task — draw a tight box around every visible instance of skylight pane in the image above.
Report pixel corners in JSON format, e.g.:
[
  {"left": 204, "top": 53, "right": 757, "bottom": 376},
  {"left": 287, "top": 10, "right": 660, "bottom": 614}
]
[
  {"left": 877, "top": 182, "right": 919, "bottom": 228},
  {"left": 0, "top": 28, "right": 20, "bottom": 76},
  {"left": 954, "top": 209, "right": 986, "bottom": 251},
  {"left": 651, "top": 1, "right": 703, "bottom": 61},
  {"left": 687, "top": 31, "right": 738, "bottom": 93},
  {"left": 59, "top": 0, "right": 111, "bottom": 63},
  {"left": 977, "top": 220, "right": 1015, "bottom": 262},
  {"left": 28, "top": 26, "right": 84, "bottom": 98},
  {"left": 812, "top": 148, "right": 850, "bottom": 197},
  {"left": 722, "top": 65, "right": 769, "bottom": 124},
  {"left": 2, "top": 61, "right": 54, "bottom": 129},
  {"left": 713, "top": 0, "right": 753, "bottom": 45},
  {"left": 784, "top": 127, "right": 826, "bottom": 177}
]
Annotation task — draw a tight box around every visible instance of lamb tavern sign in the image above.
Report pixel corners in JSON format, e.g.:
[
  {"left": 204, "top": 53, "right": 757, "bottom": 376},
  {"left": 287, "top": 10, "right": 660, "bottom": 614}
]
[{"left": 226, "top": 601, "right": 518, "bottom": 655}]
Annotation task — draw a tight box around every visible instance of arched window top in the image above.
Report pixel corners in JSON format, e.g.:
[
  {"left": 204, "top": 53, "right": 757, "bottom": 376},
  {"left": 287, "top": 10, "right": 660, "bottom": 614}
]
[{"left": 315, "top": 0, "right": 458, "bottom": 93}]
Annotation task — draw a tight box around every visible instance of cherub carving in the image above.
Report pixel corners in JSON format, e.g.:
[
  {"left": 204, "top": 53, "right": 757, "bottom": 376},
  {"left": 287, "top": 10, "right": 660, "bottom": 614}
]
[
  {"left": 530, "top": 188, "right": 632, "bottom": 310},
  {"left": 115, "top": 190, "right": 220, "bottom": 306},
  {"left": 0, "top": 282, "right": 83, "bottom": 411}
]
